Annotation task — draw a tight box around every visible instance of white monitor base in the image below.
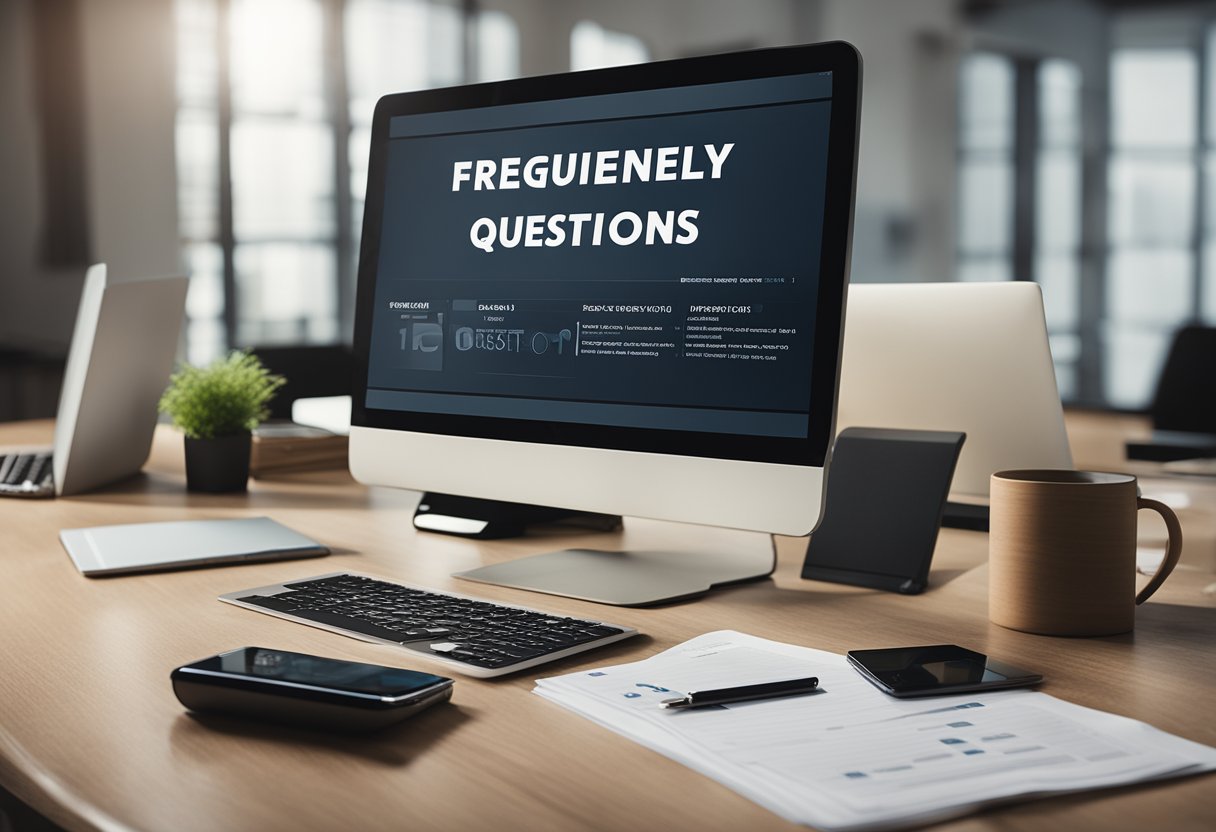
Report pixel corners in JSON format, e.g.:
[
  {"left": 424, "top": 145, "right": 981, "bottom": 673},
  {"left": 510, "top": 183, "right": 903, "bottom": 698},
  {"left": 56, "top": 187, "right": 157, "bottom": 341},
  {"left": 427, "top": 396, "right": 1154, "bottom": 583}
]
[{"left": 453, "top": 531, "right": 776, "bottom": 606}]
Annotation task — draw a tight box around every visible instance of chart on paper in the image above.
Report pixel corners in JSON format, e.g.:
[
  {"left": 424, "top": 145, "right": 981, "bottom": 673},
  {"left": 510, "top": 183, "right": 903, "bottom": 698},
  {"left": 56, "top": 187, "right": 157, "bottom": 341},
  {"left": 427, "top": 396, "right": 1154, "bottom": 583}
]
[{"left": 535, "top": 632, "right": 1216, "bottom": 831}]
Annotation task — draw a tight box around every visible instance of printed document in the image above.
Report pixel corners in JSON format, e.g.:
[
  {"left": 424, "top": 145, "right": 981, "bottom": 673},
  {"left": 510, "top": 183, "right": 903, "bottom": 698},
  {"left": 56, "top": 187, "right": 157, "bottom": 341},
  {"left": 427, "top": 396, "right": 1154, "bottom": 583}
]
[{"left": 534, "top": 631, "right": 1216, "bottom": 831}]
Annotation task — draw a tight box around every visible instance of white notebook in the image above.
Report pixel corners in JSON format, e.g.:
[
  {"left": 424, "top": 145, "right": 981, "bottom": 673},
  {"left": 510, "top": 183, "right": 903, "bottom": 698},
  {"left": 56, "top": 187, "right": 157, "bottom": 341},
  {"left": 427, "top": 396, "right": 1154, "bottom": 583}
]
[{"left": 60, "top": 516, "right": 329, "bottom": 576}]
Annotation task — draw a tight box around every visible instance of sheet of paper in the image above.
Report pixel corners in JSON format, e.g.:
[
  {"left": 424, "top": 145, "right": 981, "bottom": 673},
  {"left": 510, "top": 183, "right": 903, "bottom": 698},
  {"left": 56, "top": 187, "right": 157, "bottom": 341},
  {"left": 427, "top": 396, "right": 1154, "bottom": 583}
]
[{"left": 535, "top": 631, "right": 1216, "bottom": 831}]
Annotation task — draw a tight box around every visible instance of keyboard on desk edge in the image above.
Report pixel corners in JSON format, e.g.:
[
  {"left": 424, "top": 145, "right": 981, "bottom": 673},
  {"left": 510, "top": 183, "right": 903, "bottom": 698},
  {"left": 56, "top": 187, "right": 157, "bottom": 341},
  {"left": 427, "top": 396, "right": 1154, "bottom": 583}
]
[
  {"left": 0, "top": 452, "right": 54, "bottom": 497},
  {"left": 219, "top": 572, "right": 638, "bottom": 678}
]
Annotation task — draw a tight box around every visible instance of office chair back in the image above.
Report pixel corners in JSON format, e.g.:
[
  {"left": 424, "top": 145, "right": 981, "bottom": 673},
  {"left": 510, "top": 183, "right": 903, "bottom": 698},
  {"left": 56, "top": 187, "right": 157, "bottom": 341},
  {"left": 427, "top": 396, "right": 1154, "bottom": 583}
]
[
  {"left": 249, "top": 344, "right": 354, "bottom": 420},
  {"left": 1150, "top": 325, "right": 1216, "bottom": 434}
]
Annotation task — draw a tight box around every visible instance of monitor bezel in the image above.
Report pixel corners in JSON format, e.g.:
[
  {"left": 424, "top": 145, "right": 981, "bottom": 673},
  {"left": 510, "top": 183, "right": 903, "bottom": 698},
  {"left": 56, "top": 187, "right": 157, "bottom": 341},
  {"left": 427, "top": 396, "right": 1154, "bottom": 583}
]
[{"left": 351, "top": 41, "right": 860, "bottom": 467}]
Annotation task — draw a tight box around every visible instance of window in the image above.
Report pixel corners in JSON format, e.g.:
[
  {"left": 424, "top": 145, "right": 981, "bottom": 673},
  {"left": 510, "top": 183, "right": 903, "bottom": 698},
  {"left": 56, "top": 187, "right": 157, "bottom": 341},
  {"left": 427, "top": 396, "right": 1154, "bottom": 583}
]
[
  {"left": 955, "top": 52, "right": 1083, "bottom": 399},
  {"left": 174, "top": 0, "right": 519, "bottom": 365},
  {"left": 228, "top": 0, "right": 337, "bottom": 351},
  {"left": 1036, "top": 60, "right": 1083, "bottom": 400},
  {"left": 344, "top": 0, "right": 465, "bottom": 322},
  {"left": 1106, "top": 49, "right": 1197, "bottom": 408},
  {"left": 570, "top": 21, "right": 648, "bottom": 72},
  {"left": 957, "top": 53, "right": 1015, "bottom": 284},
  {"left": 959, "top": 30, "right": 1216, "bottom": 411},
  {"left": 175, "top": 0, "right": 225, "bottom": 364}
]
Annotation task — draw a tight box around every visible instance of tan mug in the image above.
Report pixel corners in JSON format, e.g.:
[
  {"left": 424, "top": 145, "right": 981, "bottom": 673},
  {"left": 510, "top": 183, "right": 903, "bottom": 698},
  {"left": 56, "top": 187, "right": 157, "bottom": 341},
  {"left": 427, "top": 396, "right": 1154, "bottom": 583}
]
[{"left": 989, "top": 470, "right": 1183, "bottom": 636}]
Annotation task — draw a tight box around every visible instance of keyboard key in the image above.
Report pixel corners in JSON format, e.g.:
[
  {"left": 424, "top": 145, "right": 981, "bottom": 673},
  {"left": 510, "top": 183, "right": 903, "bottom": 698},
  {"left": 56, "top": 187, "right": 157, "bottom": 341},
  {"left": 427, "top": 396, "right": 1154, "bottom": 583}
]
[
  {"left": 239, "top": 596, "right": 420, "bottom": 644},
  {"left": 0, "top": 452, "right": 55, "bottom": 496}
]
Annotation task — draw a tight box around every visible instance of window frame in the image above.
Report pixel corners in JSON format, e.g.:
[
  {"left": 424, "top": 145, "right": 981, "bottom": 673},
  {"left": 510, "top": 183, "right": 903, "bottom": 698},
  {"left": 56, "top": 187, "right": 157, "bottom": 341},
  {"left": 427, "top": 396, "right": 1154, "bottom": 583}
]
[
  {"left": 175, "top": 0, "right": 497, "bottom": 362},
  {"left": 955, "top": 49, "right": 1089, "bottom": 403},
  {"left": 1104, "top": 32, "right": 1210, "bottom": 410}
]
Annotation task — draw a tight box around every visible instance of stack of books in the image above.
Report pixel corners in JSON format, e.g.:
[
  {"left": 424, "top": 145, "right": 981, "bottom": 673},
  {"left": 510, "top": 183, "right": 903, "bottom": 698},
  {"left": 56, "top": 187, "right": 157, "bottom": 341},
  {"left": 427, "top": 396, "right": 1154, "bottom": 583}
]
[{"left": 250, "top": 423, "right": 348, "bottom": 477}]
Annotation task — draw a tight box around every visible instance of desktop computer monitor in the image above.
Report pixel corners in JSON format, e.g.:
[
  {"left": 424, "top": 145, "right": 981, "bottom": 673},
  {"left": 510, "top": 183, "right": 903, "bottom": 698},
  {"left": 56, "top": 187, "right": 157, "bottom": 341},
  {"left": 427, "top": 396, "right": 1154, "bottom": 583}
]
[{"left": 349, "top": 42, "right": 862, "bottom": 604}]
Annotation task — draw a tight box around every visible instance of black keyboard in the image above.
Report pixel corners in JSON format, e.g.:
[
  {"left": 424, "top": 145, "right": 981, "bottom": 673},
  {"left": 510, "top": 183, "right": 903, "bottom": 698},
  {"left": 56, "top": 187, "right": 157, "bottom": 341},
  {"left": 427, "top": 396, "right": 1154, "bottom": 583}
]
[
  {"left": 220, "top": 572, "right": 638, "bottom": 678},
  {"left": 0, "top": 452, "right": 54, "bottom": 497}
]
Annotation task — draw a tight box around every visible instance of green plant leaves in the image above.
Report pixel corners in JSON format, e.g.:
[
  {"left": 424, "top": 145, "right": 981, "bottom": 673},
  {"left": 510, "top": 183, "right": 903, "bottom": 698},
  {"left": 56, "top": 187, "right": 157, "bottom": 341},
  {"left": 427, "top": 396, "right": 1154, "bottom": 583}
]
[{"left": 158, "top": 351, "right": 286, "bottom": 440}]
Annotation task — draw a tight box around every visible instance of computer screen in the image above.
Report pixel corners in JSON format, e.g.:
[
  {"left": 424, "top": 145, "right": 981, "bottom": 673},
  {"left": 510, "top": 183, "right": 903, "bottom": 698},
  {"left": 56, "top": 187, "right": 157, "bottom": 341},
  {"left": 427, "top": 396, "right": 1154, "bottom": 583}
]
[{"left": 350, "top": 43, "right": 861, "bottom": 604}]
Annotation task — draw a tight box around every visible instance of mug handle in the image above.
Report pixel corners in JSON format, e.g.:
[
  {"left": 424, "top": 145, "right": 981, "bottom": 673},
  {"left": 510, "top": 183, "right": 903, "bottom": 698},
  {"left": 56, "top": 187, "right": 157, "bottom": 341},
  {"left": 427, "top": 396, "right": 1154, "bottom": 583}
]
[{"left": 1134, "top": 497, "right": 1184, "bottom": 605}]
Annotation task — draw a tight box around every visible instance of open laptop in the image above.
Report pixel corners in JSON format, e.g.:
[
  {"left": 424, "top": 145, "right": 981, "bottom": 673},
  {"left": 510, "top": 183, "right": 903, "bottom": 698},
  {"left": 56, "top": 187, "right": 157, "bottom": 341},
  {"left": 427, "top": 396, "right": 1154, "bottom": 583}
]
[
  {"left": 836, "top": 281, "right": 1073, "bottom": 522},
  {"left": 0, "top": 264, "right": 188, "bottom": 497}
]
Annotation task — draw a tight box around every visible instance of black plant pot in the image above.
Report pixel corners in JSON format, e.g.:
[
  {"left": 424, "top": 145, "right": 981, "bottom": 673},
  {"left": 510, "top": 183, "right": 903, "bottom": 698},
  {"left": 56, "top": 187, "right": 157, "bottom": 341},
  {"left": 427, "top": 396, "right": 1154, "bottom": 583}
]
[{"left": 184, "top": 432, "right": 251, "bottom": 493}]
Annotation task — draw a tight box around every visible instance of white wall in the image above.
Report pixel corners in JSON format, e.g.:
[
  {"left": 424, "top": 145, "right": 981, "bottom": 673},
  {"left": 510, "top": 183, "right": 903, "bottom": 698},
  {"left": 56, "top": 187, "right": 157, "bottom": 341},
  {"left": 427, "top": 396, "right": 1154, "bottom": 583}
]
[
  {"left": 0, "top": 0, "right": 82, "bottom": 353},
  {"left": 81, "top": 0, "right": 181, "bottom": 286},
  {"left": 818, "top": 0, "right": 961, "bottom": 284},
  {"left": 0, "top": 0, "right": 180, "bottom": 355}
]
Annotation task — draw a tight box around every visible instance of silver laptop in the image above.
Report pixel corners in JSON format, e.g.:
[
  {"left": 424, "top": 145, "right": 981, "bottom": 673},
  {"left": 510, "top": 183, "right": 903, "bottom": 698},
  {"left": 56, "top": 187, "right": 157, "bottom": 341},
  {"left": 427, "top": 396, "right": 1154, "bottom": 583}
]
[
  {"left": 0, "top": 264, "right": 189, "bottom": 497},
  {"left": 836, "top": 281, "right": 1073, "bottom": 499}
]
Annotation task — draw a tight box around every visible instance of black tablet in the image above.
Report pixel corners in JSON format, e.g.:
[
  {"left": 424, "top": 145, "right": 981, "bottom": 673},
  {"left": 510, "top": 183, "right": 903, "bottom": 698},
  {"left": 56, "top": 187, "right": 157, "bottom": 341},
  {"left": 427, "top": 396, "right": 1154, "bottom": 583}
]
[{"left": 802, "top": 427, "right": 965, "bottom": 593}]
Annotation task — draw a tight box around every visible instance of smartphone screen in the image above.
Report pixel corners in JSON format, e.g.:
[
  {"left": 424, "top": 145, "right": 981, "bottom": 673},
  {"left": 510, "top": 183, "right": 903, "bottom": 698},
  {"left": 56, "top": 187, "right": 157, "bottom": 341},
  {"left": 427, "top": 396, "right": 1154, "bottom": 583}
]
[
  {"left": 191, "top": 647, "right": 450, "bottom": 697},
  {"left": 847, "top": 645, "right": 1042, "bottom": 697}
]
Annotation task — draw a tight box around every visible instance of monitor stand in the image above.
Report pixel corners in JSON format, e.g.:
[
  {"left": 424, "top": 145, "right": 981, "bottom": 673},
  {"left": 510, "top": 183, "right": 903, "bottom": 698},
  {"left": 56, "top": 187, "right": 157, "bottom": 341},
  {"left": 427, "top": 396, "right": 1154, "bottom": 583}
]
[
  {"left": 452, "top": 518, "right": 777, "bottom": 606},
  {"left": 414, "top": 492, "right": 622, "bottom": 539}
]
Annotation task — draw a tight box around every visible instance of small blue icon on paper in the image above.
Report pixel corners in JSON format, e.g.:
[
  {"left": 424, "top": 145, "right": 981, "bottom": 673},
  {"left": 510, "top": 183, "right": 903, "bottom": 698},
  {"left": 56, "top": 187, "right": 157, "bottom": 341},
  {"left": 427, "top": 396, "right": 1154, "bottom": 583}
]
[{"left": 624, "top": 692, "right": 642, "bottom": 699}]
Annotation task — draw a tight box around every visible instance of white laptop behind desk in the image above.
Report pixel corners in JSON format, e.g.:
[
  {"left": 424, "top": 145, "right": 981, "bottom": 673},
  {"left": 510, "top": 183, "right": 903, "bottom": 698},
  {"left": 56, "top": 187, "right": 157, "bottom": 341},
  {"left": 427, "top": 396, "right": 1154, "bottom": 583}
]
[
  {"left": 0, "top": 264, "right": 188, "bottom": 497},
  {"left": 836, "top": 282, "right": 1072, "bottom": 513}
]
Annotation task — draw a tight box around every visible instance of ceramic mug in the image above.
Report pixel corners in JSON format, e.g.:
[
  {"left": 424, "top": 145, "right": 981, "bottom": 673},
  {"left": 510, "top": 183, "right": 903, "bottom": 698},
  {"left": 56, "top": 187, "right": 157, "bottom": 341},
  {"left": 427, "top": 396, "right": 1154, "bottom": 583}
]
[{"left": 988, "top": 470, "right": 1183, "bottom": 636}]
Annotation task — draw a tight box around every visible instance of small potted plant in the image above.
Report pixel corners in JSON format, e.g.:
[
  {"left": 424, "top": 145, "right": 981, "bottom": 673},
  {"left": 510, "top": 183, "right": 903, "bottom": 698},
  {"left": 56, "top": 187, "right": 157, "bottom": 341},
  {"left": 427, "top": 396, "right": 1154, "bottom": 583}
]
[{"left": 158, "top": 351, "right": 285, "bottom": 492}]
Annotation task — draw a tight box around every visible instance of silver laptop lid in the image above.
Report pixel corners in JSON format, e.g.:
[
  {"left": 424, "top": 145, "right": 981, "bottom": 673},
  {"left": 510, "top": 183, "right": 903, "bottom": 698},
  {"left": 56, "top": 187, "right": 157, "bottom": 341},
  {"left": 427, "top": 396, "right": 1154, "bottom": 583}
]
[
  {"left": 837, "top": 282, "right": 1072, "bottom": 498},
  {"left": 53, "top": 264, "right": 189, "bottom": 496}
]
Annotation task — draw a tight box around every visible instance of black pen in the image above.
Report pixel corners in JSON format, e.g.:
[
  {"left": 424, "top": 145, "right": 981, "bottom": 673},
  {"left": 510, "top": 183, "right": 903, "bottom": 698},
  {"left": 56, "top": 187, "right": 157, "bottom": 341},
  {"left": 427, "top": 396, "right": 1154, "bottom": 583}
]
[{"left": 659, "top": 676, "right": 820, "bottom": 709}]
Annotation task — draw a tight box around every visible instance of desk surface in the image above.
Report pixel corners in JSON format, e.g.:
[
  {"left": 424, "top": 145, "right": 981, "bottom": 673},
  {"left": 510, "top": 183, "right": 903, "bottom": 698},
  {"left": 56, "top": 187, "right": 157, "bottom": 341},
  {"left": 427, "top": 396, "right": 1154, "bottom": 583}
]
[{"left": 1, "top": 418, "right": 1213, "bottom": 832}]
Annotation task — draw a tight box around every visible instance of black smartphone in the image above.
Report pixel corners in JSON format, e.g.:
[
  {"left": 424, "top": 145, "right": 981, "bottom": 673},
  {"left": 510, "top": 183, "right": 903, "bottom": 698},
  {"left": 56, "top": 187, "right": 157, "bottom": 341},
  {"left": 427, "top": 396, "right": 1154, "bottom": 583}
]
[
  {"left": 846, "top": 645, "right": 1042, "bottom": 698},
  {"left": 172, "top": 647, "right": 454, "bottom": 732}
]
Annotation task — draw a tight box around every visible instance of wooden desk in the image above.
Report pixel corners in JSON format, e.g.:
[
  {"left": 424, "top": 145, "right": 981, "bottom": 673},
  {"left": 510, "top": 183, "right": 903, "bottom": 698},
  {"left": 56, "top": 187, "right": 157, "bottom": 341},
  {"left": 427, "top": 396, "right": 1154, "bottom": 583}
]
[{"left": 1, "top": 420, "right": 1213, "bottom": 832}]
